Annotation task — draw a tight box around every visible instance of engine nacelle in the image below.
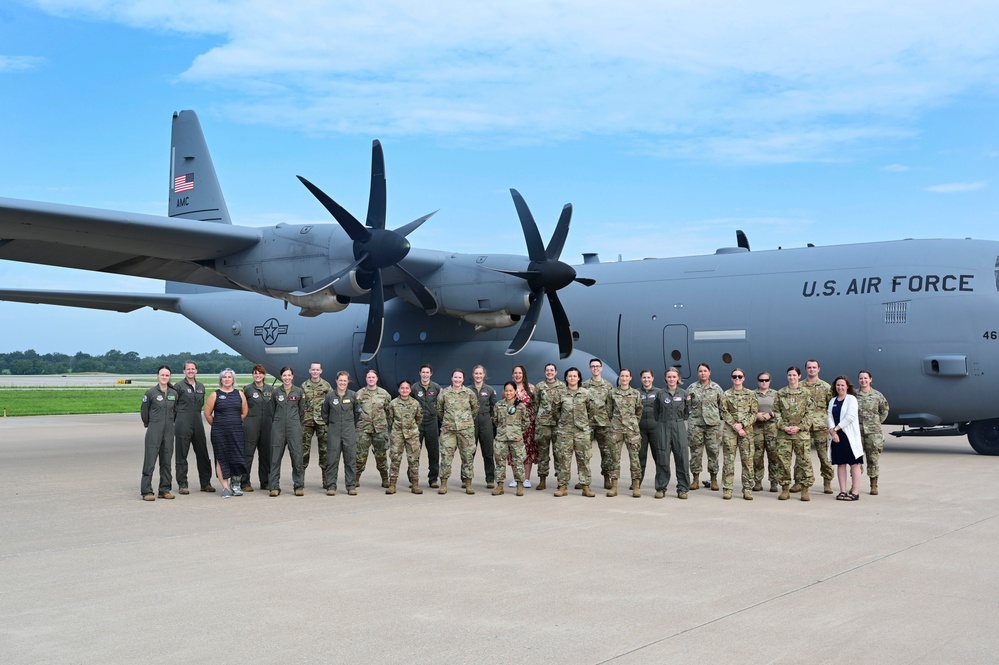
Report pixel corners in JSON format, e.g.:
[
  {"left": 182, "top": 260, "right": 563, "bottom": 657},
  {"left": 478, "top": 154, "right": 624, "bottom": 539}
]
[{"left": 278, "top": 290, "right": 350, "bottom": 314}]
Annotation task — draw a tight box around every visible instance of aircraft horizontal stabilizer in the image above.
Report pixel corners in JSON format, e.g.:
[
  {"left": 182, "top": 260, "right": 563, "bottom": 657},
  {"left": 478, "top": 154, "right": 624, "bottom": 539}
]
[{"left": 0, "top": 289, "right": 181, "bottom": 313}]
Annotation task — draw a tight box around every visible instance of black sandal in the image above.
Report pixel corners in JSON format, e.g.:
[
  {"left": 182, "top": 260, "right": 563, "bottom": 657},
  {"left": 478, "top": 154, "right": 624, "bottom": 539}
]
[
  {"left": 848, "top": 492, "right": 860, "bottom": 501},
  {"left": 836, "top": 492, "right": 848, "bottom": 500}
]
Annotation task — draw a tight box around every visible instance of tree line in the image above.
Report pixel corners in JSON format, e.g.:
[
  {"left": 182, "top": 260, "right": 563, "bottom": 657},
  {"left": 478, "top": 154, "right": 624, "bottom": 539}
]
[{"left": 0, "top": 349, "right": 254, "bottom": 376}]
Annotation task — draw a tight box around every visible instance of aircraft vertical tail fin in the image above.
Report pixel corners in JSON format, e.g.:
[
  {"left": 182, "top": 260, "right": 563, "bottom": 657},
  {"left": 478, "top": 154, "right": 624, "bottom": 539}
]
[{"left": 168, "top": 110, "right": 232, "bottom": 224}]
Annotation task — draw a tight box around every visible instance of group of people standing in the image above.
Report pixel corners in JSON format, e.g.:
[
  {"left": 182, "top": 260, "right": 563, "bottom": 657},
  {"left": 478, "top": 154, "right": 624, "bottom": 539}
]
[{"left": 138, "top": 357, "right": 889, "bottom": 504}]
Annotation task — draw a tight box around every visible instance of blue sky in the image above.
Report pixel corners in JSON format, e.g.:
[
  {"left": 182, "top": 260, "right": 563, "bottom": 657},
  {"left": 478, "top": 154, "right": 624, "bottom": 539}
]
[{"left": 1, "top": 0, "right": 997, "bottom": 356}]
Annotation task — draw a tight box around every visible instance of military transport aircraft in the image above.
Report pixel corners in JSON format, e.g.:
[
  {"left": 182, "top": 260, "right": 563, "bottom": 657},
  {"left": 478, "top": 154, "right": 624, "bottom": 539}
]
[{"left": 2, "top": 110, "right": 998, "bottom": 455}]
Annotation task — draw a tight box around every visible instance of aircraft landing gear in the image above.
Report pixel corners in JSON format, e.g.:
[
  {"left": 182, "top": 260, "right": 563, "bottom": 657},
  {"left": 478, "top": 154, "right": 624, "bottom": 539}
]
[{"left": 966, "top": 419, "right": 999, "bottom": 456}]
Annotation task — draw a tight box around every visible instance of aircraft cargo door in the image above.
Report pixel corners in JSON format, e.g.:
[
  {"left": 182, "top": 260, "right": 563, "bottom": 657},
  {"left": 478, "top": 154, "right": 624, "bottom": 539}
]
[{"left": 663, "top": 324, "right": 691, "bottom": 380}]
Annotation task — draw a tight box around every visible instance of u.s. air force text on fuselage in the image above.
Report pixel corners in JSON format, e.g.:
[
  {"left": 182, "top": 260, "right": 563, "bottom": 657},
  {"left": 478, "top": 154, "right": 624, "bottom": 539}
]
[{"left": 802, "top": 274, "right": 973, "bottom": 298}]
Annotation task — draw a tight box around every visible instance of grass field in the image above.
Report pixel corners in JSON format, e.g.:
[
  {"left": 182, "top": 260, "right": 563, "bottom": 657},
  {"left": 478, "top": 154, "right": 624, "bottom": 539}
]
[
  {"left": 0, "top": 376, "right": 259, "bottom": 416},
  {"left": 0, "top": 389, "right": 148, "bottom": 417}
]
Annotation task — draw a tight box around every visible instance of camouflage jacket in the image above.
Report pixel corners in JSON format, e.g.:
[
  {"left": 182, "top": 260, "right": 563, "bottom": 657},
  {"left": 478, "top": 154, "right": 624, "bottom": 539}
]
[
  {"left": 687, "top": 381, "right": 724, "bottom": 426},
  {"left": 301, "top": 378, "right": 332, "bottom": 425},
  {"left": 802, "top": 379, "right": 831, "bottom": 431},
  {"left": 607, "top": 386, "right": 642, "bottom": 433},
  {"left": 722, "top": 387, "right": 759, "bottom": 432},
  {"left": 773, "top": 385, "right": 815, "bottom": 432},
  {"left": 387, "top": 396, "right": 422, "bottom": 435},
  {"left": 493, "top": 400, "right": 529, "bottom": 441},
  {"left": 553, "top": 387, "right": 592, "bottom": 434},
  {"left": 582, "top": 377, "right": 613, "bottom": 427},
  {"left": 356, "top": 386, "right": 392, "bottom": 434},
  {"left": 754, "top": 389, "right": 778, "bottom": 433},
  {"left": 856, "top": 388, "right": 890, "bottom": 434},
  {"left": 535, "top": 379, "right": 567, "bottom": 427},
  {"left": 437, "top": 386, "right": 478, "bottom": 431}
]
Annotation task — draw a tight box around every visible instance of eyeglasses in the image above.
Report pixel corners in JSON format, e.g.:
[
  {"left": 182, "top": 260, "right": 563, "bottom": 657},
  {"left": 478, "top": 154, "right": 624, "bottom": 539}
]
[
  {"left": 758, "top": 378, "right": 770, "bottom": 382},
  {"left": 731, "top": 374, "right": 744, "bottom": 379}
]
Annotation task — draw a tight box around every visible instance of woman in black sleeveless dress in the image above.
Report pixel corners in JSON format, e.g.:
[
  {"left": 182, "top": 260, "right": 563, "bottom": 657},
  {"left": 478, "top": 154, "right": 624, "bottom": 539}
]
[{"left": 205, "top": 368, "right": 249, "bottom": 498}]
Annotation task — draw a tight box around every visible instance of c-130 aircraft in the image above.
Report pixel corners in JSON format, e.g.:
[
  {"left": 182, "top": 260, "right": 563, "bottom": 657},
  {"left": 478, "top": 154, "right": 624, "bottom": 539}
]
[{"left": 1, "top": 110, "right": 998, "bottom": 455}]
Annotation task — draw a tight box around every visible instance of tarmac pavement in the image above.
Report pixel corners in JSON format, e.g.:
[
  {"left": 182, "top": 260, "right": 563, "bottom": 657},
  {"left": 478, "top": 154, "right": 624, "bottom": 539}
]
[{"left": 1, "top": 414, "right": 997, "bottom": 664}]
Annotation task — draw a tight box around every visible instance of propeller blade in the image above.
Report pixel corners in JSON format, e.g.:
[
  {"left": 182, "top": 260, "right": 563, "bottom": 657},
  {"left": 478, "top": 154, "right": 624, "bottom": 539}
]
[
  {"left": 510, "top": 189, "right": 546, "bottom": 263},
  {"left": 545, "top": 203, "right": 572, "bottom": 261},
  {"left": 297, "top": 176, "right": 371, "bottom": 242},
  {"left": 505, "top": 293, "right": 543, "bottom": 356},
  {"left": 395, "top": 264, "right": 439, "bottom": 315},
  {"left": 360, "top": 270, "right": 385, "bottom": 362},
  {"left": 366, "top": 140, "right": 386, "bottom": 230},
  {"left": 394, "top": 210, "right": 438, "bottom": 238},
  {"left": 574, "top": 276, "right": 596, "bottom": 287},
  {"left": 547, "top": 290, "right": 574, "bottom": 359},
  {"left": 736, "top": 229, "right": 750, "bottom": 251}
]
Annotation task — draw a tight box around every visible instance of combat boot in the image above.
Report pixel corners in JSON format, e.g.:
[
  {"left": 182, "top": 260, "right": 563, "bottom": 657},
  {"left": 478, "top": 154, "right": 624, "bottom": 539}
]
[
  {"left": 769, "top": 481, "right": 779, "bottom": 493},
  {"left": 581, "top": 485, "right": 595, "bottom": 498},
  {"left": 632, "top": 479, "right": 641, "bottom": 498},
  {"left": 410, "top": 480, "right": 423, "bottom": 495},
  {"left": 607, "top": 479, "right": 618, "bottom": 497},
  {"left": 654, "top": 490, "right": 665, "bottom": 499},
  {"left": 743, "top": 491, "right": 753, "bottom": 501},
  {"left": 870, "top": 477, "right": 879, "bottom": 495},
  {"left": 790, "top": 483, "right": 802, "bottom": 493},
  {"left": 677, "top": 491, "right": 688, "bottom": 499},
  {"left": 356, "top": 473, "right": 362, "bottom": 487},
  {"left": 574, "top": 482, "right": 583, "bottom": 490},
  {"left": 380, "top": 469, "right": 389, "bottom": 488},
  {"left": 823, "top": 478, "right": 833, "bottom": 494},
  {"left": 465, "top": 479, "right": 475, "bottom": 495},
  {"left": 603, "top": 472, "right": 611, "bottom": 490},
  {"left": 554, "top": 485, "right": 568, "bottom": 497},
  {"left": 386, "top": 480, "right": 397, "bottom": 495},
  {"left": 516, "top": 482, "right": 524, "bottom": 496},
  {"left": 800, "top": 486, "right": 811, "bottom": 501},
  {"left": 778, "top": 485, "right": 790, "bottom": 500},
  {"left": 710, "top": 474, "right": 719, "bottom": 491},
  {"left": 438, "top": 478, "right": 448, "bottom": 495},
  {"left": 722, "top": 489, "right": 732, "bottom": 500},
  {"left": 689, "top": 475, "right": 700, "bottom": 491},
  {"left": 753, "top": 481, "right": 763, "bottom": 492},
  {"left": 492, "top": 484, "right": 504, "bottom": 495},
  {"left": 536, "top": 476, "right": 547, "bottom": 490},
  {"left": 327, "top": 487, "right": 336, "bottom": 496}
]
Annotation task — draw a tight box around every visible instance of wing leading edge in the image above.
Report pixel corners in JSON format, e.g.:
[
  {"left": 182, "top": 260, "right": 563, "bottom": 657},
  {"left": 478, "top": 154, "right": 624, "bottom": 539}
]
[
  {"left": 0, "top": 289, "right": 182, "bottom": 313},
  {"left": 0, "top": 197, "right": 261, "bottom": 288}
]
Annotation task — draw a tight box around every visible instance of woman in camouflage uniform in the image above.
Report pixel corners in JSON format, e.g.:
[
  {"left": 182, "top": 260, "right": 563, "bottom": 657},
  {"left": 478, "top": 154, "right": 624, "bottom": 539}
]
[
  {"left": 387, "top": 380, "right": 424, "bottom": 495},
  {"left": 492, "top": 382, "right": 529, "bottom": 496}
]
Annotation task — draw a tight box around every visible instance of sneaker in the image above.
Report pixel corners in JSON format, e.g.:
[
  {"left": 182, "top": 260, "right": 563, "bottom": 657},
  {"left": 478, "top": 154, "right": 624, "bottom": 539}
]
[
  {"left": 508, "top": 479, "right": 517, "bottom": 487},
  {"left": 523, "top": 479, "right": 532, "bottom": 488},
  {"left": 221, "top": 488, "right": 232, "bottom": 498},
  {"left": 231, "top": 481, "right": 243, "bottom": 497}
]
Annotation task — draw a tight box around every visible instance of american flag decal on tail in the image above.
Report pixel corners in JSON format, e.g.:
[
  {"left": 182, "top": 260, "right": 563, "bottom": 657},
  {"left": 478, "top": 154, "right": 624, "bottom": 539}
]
[{"left": 173, "top": 173, "right": 194, "bottom": 193}]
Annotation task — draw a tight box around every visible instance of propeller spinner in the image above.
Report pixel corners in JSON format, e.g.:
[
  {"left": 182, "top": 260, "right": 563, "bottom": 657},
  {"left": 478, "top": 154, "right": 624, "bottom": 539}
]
[
  {"left": 500, "top": 189, "right": 596, "bottom": 359},
  {"left": 297, "top": 140, "right": 438, "bottom": 362}
]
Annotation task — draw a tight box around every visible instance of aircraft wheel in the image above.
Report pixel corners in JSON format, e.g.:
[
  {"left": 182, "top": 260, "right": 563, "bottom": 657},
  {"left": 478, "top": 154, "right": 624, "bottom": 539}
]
[{"left": 966, "top": 419, "right": 999, "bottom": 456}]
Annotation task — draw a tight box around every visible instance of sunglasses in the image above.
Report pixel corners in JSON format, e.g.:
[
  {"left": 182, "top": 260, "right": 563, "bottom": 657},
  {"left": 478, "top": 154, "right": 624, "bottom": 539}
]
[
  {"left": 731, "top": 374, "right": 744, "bottom": 379},
  {"left": 758, "top": 378, "right": 770, "bottom": 382}
]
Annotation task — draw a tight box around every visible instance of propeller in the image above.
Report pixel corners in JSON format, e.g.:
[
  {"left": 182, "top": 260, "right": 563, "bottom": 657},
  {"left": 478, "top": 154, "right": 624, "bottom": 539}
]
[
  {"left": 296, "top": 140, "right": 438, "bottom": 362},
  {"left": 499, "top": 189, "right": 595, "bottom": 359}
]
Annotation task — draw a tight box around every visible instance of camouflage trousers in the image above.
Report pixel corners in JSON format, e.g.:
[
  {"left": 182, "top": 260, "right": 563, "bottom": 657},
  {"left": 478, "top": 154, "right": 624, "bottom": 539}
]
[
  {"left": 593, "top": 426, "right": 612, "bottom": 476},
  {"left": 688, "top": 423, "right": 721, "bottom": 476},
  {"left": 776, "top": 432, "right": 813, "bottom": 487},
  {"left": 753, "top": 427, "right": 779, "bottom": 486},
  {"left": 556, "top": 428, "right": 592, "bottom": 487},
  {"left": 302, "top": 421, "right": 328, "bottom": 472},
  {"left": 810, "top": 428, "right": 834, "bottom": 482},
  {"left": 357, "top": 430, "right": 388, "bottom": 477},
  {"left": 861, "top": 431, "right": 884, "bottom": 478},
  {"left": 440, "top": 427, "right": 477, "bottom": 481},
  {"left": 722, "top": 428, "right": 755, "bottom": 492},
  {"left": 494, "top": 438, "right": 526, "bottom": 483},
  {"left": 535, "top": 424, "right": 557, "bottom": 477},
  {"left": 388, "top": 429, "right": 421, "bottom": 484},
  {"left": 608, "top": 428, "right": 642, "bottom": 481}
]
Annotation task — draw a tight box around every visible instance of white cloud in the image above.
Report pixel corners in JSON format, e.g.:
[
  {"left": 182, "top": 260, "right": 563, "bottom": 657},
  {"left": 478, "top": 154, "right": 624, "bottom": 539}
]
[
  {"left": 926, "top": 181, "right": 988, "bottom": 193},
  {"left": 0, "top": 55, "right": 45, "bottom": 72},
  {"left": 882, "top": 163, "right": 911, "bottom": 172},
  {"left": 27, "top": 0, "right": 999, "bottom": 162}
]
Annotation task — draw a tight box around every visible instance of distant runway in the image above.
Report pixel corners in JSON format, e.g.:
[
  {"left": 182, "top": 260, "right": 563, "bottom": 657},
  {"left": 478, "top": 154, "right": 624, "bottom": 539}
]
[{"left": 1, "top": 414, "right": 997, "bottom": 664}]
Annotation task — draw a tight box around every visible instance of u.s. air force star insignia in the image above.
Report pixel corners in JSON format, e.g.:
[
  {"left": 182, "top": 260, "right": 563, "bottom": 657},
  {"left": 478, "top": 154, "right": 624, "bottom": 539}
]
[{"left": 254, "top": 317, "right": 289, "bottom": 345}]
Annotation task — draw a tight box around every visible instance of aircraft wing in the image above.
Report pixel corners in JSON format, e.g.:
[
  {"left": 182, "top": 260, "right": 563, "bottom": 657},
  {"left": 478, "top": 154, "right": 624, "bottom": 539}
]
[
  {"left": 0, "top": 197, "right": 261, "bottom": 289},
  {"left": 0, "top": 289, "right": 182, "bottom": 313}
]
